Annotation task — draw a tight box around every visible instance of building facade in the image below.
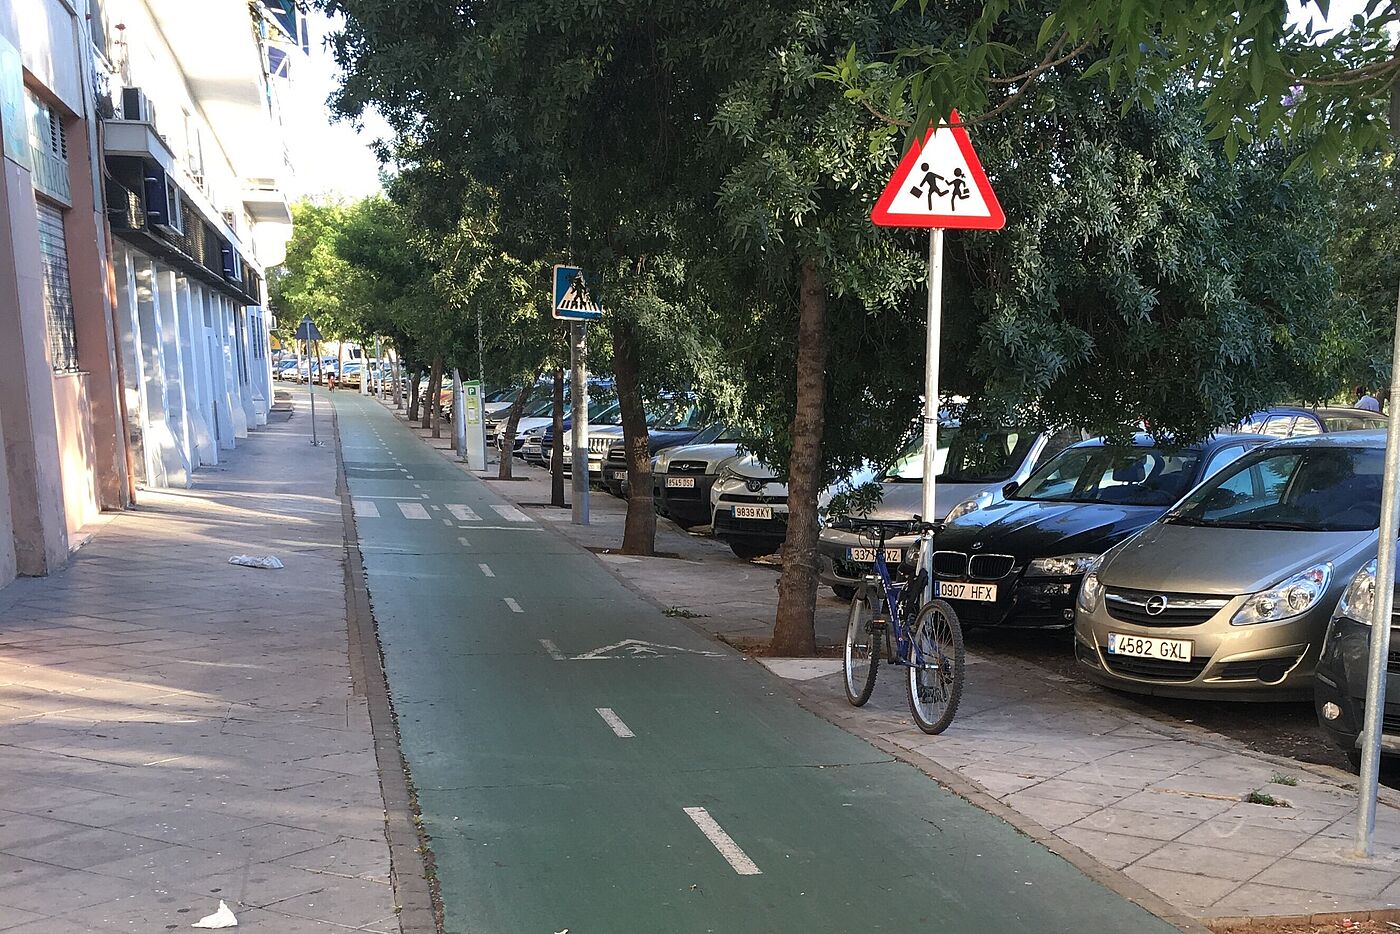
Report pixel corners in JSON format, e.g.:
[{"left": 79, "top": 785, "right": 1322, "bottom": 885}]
[{"left": 0, "top": 0, "right": 297, "bottom": 590}]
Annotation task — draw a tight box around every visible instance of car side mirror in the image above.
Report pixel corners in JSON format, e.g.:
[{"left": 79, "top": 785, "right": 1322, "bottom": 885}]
[{"left": 1002, "top": 481, "right": 1020, "bottom": 498}]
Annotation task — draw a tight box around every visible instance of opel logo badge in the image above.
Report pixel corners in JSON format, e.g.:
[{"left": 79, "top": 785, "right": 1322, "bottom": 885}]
[
  {"left": 1145, "top": 594, "right": 1169, "bottom": 616},
  {"left": 745, "top": 479, "right": 765, "bottom": 493}
]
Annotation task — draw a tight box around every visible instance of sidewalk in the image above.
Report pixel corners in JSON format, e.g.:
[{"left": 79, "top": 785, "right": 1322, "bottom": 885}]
[
  {"left": 400, "top": 415, "right": 1400, "bottom": 928},
  {"left": 0, "top": 387, "right": 403, "bottom": 932}
]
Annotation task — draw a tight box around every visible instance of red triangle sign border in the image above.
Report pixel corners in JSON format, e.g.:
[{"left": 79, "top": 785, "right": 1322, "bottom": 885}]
[{"left": 870, "top": 110, "right": 1005, "bottom": 231}]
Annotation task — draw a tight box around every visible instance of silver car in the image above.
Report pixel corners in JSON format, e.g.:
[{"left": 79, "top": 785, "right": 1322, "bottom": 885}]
[
  {"left": 1075, "top": 432, "right": 1385, "bottom": 700},
  {"left": 817, "top": 426, "right": 1079, "bottom": 600}
]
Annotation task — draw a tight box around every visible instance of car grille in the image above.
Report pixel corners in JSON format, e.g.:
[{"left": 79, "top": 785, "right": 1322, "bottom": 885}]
[
  {"left": 1217, "top": 656, "right": 1301, "bottom": 681},
  {"left": 608, "top": 447, "right": 626, "bottom": 463},
  {"left": 969, "top": 554, "right": 1015, "bottom": 580},
  {"left": 718, "top": 492, "right": 786, "bottom": 505},
  {"left": 669, "top": 460, "right": 708, "bottom": 474},
  {"left": 932, "top": 551, "right": 1013, "bottom": 581},
  {"left": 1102, "top": 651, "right": 1209, "bottom": 681},
  {"left": 1104, "top": 589, "right": 1229, "bottom": 627},
  {"left": 589, "top": 437, "right": 613, "bottom": 454},
  {"left": 932, "top": 551, "right": 967, "bottom": 578}
]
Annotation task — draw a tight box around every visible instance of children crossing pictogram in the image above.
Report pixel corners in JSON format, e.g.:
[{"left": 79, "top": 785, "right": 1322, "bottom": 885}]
[{"left": 871, "top": 111, "right": 1004, "bottom": 230}]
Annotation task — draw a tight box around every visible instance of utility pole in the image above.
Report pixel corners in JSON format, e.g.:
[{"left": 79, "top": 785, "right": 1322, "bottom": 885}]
[{"left": 570, "top": 322, "right": 589, "bottom": 525}]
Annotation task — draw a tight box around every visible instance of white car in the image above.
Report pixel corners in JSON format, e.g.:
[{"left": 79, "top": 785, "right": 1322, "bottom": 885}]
[
  {"left": 816, "top": 427, "right": 1082, "bottom": 599},
  {"left": 652, "top": 427, "right": 747, "bottom": 529},
  {"left": 709, "top": 455, "right": 879, "bottom": 561}
]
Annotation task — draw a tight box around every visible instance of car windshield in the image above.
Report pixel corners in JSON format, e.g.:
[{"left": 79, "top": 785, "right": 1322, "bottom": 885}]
[
  {"left": 1167, "top": 447, "right": 1384, "bottom": 532},
  {"left": 880, "top": 429, "right": 1037, "bottom": 484},
  {"left": 650, "top": 401, "right": 702, "bottom": 430},
  {"left": 1323, "top": 415, "right": 1387, "bottom": 432},
  {"left": 523, "top": 398, "right": 555, "bottom": 417},
  {"left": 590, "top": 401, "right": 622, "bottom": 425},
  {"left": 685, "top": 423, "right": 743, "bottom": 445},
  {"left": 1016, "top": 446, "right": 1203, "bottom": 506}
]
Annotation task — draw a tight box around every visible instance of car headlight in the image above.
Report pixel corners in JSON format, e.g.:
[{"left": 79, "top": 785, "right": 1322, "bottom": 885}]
[
  {"left": 717, "top": 464, "right": 739, "bottom": 483},
  {"left": 655, "top": 451, "right": 672, "bottom": 472},
  {"left": 1231, "top": 562, "right": 1332, "bottom": 626},
  {"left": 1027, "top": 553, "right": 1101, "bottom": 578},
  {"left": 945, "top": 492, "right": 991, "bottom": 523},
  {"left": 1077, "top": 562, "right": 1105, "bottom": 614},
  {"left": 1336, "top": 559, "right": 1378, "bottom": 625}
]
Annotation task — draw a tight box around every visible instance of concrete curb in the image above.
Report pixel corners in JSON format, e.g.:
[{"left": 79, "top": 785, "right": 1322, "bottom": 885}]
[{"left": 329, "top": 394, "right": 443, "bottom": 934}]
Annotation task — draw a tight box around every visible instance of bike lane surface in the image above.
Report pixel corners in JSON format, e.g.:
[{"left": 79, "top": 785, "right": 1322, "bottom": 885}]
[{"left": 335, "top": 392, "right": 1181, "bottom": 933}]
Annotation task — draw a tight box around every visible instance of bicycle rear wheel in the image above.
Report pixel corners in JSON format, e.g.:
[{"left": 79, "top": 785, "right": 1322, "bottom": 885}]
[
  {"left": 906, "top": 599, "right": 965, "bottom": 734},
  {"left": 843, "top": 589, "right": 881, "bottom": 706}
]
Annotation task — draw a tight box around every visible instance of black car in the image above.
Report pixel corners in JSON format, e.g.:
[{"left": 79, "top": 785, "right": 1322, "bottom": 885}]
[
  {"left": 601, "top": 411, "right": 713, "bottom": 498},
  {"left": 1314, "top": 556, "right": 1398, "bottom": 770},
  {"left": 931, "top": 433, "right": 1268, "bottom": 629},
  {"left": 1239, "top": 405, "right": 1386, "bottom": 439}
]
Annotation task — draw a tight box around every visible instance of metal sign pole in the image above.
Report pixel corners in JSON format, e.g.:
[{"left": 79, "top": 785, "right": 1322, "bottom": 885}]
[
  {"left": 570, "top": 321, "right": 590, "bottom": 525},
  {"left": 453, "top": 369, "right": 466, "bottom": 458},
  {"left": 920, "top": 229, "right": 944, "bottom": 599},
  {"left": 1355, "top": 278, "right": 1400, "bottom": 857}
]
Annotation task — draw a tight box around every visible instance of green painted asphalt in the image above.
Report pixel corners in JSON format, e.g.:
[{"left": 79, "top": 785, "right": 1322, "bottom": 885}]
[{"left": 335, "top": 392, "right": 1180, "bottom": 934}]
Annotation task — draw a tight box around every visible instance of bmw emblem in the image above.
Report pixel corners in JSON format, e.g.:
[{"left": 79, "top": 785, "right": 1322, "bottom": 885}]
[
  {"left": 1145, "top": 594, "right": 1169, "bottom": 616},
  {"left": 745, "top": 479, "right": 765, "bottom": 493}
]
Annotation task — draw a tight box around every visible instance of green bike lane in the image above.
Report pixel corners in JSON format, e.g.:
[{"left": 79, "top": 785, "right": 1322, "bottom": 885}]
[{"left": 334, "top": 391, "right": 1181, "bottom": 933}]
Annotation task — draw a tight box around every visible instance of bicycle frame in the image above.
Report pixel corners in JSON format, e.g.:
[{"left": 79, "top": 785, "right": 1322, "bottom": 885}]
[{"left": 861, "top": 528, "right": 935, "bottom": 668}]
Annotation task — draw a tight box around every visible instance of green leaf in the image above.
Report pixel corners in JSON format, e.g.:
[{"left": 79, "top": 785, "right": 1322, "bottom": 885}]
[{"left": 1036, "top": 14, "right": 1058, "bottom": 50}]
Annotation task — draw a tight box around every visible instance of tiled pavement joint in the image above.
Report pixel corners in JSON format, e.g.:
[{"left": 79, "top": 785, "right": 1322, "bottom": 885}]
[{"left": 331, "top": 400, "right": 443, "bottom": 934}]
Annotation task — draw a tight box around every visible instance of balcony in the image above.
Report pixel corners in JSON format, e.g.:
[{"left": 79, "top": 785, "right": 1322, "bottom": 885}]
[
  {"left": 103, "top": 119, "right": 175, "bottom": 172},
  {"left": 242, "top": 180, "right": 292, "bottom": 225}
]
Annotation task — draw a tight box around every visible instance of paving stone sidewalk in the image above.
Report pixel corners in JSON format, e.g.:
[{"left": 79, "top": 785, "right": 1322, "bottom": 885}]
[
  {"left": 404, "top": 419, "right": 1400, "bottom": 925},
  {"left": 0, "top": 387, "right": 399, "bottom": 932}
]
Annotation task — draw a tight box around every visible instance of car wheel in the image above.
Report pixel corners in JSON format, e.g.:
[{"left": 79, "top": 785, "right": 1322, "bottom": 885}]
[
  {"left": 832, "top": 584, "right": 857, "bottom": 602},
  {"left": 728, "top": 541, "right": 775, "bottom": 560}
]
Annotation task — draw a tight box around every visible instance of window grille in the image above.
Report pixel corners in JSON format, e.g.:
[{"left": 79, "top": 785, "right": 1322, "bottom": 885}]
[{"left": 36, "top": 202, "right": 80, "bottom": 372}]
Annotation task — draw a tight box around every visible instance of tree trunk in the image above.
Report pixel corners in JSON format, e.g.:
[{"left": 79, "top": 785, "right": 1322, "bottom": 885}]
[
  {"left": 611, "top": 316, "right": 656, "bottom": 555},
  {"left": 407, "top": 364, "right": 422, "bottom": 421},
  {"left": 424, "top": 355, "right": 442, "bottom": 432},
  {"left": 550, "top": 366, "right": 566, "bottom": 507},
  {"left": 391, "top": 351, "right": 403, "bottom": 409},
  {"left": 497, "top": 380, "right": 535, "bottom": 480},
  {"left": 771, "top": 258, "right": 829, "bottom": 657}
]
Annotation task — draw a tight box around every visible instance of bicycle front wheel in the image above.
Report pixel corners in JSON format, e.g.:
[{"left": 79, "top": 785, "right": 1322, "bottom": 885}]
[
  {"left": 906, "top": 599, "right": 965, "bottom": 734},
  {"left": 843, "top": 589, "right": 881, "bottom": 706}
]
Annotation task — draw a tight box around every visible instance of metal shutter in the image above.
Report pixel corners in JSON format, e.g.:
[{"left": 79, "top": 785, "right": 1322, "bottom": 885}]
[{"left": 36, "top": 202, "right": 79, "bottom": 372}]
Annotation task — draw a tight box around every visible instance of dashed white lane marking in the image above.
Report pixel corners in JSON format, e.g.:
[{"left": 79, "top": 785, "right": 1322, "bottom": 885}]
[
  {"left": 683, "top": 807, "right": 761, "bottom": 876},
  {"left": 595, "top": 707, "right": 635, "bottom": 738},
  {"left": 413, "top": 483, "right": 422, "bottom": 489},
  {"left": 490, "top": 504, "right": 533, "bottom": 523},
  {"left": 447, "top": 504, "right": 481, "bottom": 521},
  {"left": 352, "top": 500, "right": 380, "bottom": 518},
  {"left": 441, "top": 518, "right": 452, "bottom": 526},
  {"left": 504, "top": 598, "right": 523, "bottom": 613},
  {"left": 478, "top": 563, "right": 494, "bottom": 578},
  {"left": 539, "top": 639, "right": 565, "bottom": 660},
  {"left": 430, "top": 505, "right": 442, "bottom": 511},
  {"left": 397, "top": 502, "right": 430, "bottom": 520},
  {"left": 457, "top": 537, "right": 471, "bottom": 547}
]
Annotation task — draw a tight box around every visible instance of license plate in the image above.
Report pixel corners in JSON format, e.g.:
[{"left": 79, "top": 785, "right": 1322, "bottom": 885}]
[
  {"left": 935, "top": 580, "right": 998, "bottom": 602},
  {"left": 606, "top": 468, "right": 624, "bottom": 479},
  {"left": 1107, "top": 633, "right": 1193, "bottom": 662},
  {"left": 666, "top": 476, "right": 695, "bottom": 488},
  {"left": 733, "top": 505, "right": 773, "bottom": 520},
  {"left": 848, "top": 547, "right": 902, "bottom": 563}
]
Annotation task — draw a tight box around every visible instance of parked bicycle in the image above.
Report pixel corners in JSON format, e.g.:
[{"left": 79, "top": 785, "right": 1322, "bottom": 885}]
[{"left": 840, "top": 518, "right": 965, "bottom": 734}]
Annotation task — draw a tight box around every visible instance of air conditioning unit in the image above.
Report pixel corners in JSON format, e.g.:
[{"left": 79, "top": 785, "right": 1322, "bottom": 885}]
[
  {"left": 120, "top": 87, "right": 156, "bottom": 125},
  {"left": 143, "top": 166, "right": 183, "bottom": 237}
]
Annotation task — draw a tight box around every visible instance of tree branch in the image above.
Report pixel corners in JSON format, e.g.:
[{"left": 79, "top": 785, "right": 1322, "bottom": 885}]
[
  {"left": 966, "top": 33, "right": 1099, "bottom": 127},
  {"left": 1290, "top": 53, "right": 1400, "bottom": 87},
  {"left": 860, "top": 96, "right": 912, "bottom": 128}
]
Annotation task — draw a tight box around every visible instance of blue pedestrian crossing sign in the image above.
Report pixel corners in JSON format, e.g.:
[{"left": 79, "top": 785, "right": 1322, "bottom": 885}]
[{"left": 552, "top": 265, "right": 604, "bottom": 321}]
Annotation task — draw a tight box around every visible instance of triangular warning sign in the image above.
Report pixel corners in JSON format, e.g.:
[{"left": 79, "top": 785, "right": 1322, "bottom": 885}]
[{"left": 871, "top": 110, "right": 1005, "bottom": 230}]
